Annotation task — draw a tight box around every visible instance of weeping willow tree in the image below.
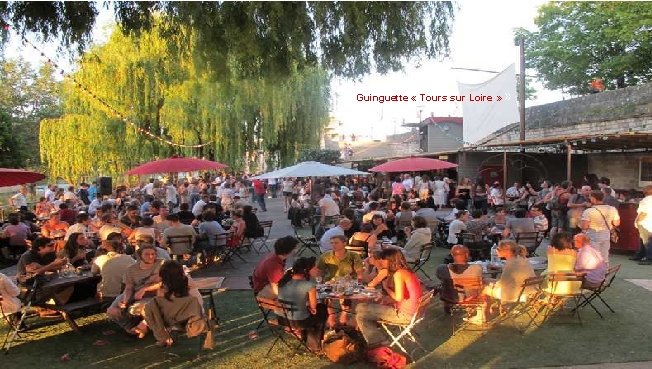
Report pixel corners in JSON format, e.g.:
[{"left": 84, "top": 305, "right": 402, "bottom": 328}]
[{"left": 40, "top": 22, "right": 329, "bottom": 182}]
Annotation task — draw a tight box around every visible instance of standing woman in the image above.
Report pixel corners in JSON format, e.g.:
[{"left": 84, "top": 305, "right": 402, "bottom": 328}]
[
  {"left": 277, "top": 256, "right": 327, "bottom": 353},
  {"left": 282, "top": 177, "right": 295, "bottom": 213},
  {"left": 355, "top": 248, "right": 423, "bottom": 348},
  {"left": 432, "top": 176, "right": 447, "bottom": 209},
  {"left": 418, "top": 175, "right": 431, "bottom": 201},
  {"left": 456, "top": 177, "right": 473, "bottom": 210},
  {"left": 473, "top": 179, "right": 489, "bottom": 214}
]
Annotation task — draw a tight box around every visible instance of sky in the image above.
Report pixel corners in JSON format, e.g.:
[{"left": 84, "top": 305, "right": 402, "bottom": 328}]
[{"left": 3, "top": 1, "right": 564, "bottom": 140}]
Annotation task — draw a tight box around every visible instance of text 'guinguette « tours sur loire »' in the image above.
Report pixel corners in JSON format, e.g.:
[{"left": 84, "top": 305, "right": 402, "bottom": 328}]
[{"left": 356, "top": 93, "right": 508, "bottom": 103}]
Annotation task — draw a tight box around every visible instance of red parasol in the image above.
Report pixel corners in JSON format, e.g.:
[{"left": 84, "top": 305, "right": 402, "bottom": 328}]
[
  {"left": 0, "top": 168, "right": 46, "bottom": 187},
  {"left": 368, "top": 157, "right": 458, "bottom": 172},
  {"left": 126, "top": 157, "right": 227, "bottom": 176}
]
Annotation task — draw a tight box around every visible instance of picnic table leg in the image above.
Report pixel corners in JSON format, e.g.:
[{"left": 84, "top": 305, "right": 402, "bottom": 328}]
[{"left": 61, "top": 311, "right": 81, "bottom": 334}]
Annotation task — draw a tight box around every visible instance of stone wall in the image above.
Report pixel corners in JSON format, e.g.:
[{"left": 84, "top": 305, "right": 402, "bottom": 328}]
[
  {"left": 480, "top": 82, "right": 652, "bottom": 145},
  {"left": 587, "top": 152, "right": 652, "bottom": 189}
]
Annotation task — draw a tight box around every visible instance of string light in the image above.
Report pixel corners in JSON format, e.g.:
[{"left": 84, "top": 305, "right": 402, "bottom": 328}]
[{"left": 17, "top": 31, "right": 212, "bottom": 149}]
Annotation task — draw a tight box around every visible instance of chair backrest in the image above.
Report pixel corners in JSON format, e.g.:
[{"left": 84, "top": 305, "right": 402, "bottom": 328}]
[
  {"left": 346, "top": 239, "right": 369, "bottom": 259},
  {"left": 601, "top": 263, "right": 621, "bottom": 290},
  {"left": 413, "top": 289, "right": 435, "bottom": 321},
  {"left": 417, "top": 243, "right": 433, "bottom": 263},
  {"left": 515, "top": 231, "right": 542, "bottom": 254},
  {"left": 441, "top": 276, "right": 483, "bottom": 303},
  {"left": 514, "top": 275, "right": 544, "bottom": 302},
  {"left": 259, "top": 220, "right": 273, "bottom": 235},
  {"left": 167, "top": 235, "right": 193, "bottom": 255},
  {"left": 458, "top": 231, "right": 479, "bottom": 244}
]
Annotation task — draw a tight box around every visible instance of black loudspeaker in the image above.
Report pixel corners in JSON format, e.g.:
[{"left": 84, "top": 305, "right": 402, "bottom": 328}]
[{"left": 98, "top": 177, "right": 112, "bottom": 196}]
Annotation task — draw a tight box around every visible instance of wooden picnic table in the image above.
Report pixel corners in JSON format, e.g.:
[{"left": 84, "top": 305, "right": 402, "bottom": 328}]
[{"left": 32, "top": 273, "right": 103, "bottom": 333}]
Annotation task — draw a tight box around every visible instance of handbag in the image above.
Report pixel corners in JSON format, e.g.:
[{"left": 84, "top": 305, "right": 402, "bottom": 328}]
[
  {"left": 322, "top": 326, "right": 365, "bottom": 364},
  {"left": 594, "top": 206, "right": 620, "bottom": 244},
  {"left": 366, "top": 346, "right": 408, "bottom": 369}
]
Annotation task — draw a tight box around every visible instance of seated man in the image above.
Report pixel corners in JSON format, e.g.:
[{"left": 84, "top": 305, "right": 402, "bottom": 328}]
[
  {"left": 530, "top": 204, "right": 549, "bottom": 233},
  {"left": 574, "top": 233, "right": 607, "bottom": 289},
  {"left": 160, "top": 214, "right": 197, "bottom": 258},
  {"left": 502, "top": 208, "right": 535, "bottom": 239},
  {"left": 319, "top": 218, "right": 352, "bottom": 253},
  {"left": 436, "top": 245, "right": 483, "bottom": 312},
  {"left": 16, "top": 237, "right": 65, "bottom": 280},
  {"left": 92, "top": 238, "right": 136, "bottom": 299},
  {"left": 252, "top": 236, "right": 298, "bottom": 299},
  {"left": 402, "top": 216, "right": 432, "bottom": 263}
]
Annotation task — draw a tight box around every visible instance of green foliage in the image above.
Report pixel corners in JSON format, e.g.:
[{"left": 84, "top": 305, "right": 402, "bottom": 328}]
[
  {"left": 0, "top": 108, "right": 23, "bottom": 167},
  {"left": 297, "top": 148, "right": 341, "bottom": 164},
  {"left": 517, "top": 2, "right": 652, "bottom": 95},
  {"left": 0, "top": 57, "right": 61, "bottom": 168},
  {"left": 39, "top": 22, "right": 330, "bottom": 182},
  {"left": 0, "top": 2, "right": 455, "bottom": 78}
]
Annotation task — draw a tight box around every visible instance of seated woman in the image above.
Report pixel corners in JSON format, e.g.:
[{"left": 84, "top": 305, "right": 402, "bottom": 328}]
[
  {"left": 402, "top": 216, "right": 432, "bottom": 263},
  {"left": 59, "top": 232, "right": 90, "bottom": 268},
  {"left": 143, "top": 261, "right": 210, "bottom": 347},
  {"left": 436, "top": 245, "right": 483, "bottom": 313},
  {"left": 543, "top": 232, "right": 580, "bottom": 295},
  {"left": 277, "top": 256, "right": 327, "bottom": 353},
  {"left": 242, "top": 205, "right": 264, "bottom": 238},
  {"left": 361, "top": 251, "right": 389, "bottom": 289},
  {"left": 40, "top": 211, "right": 69, "bottom": 240},
  {"left": 371, "top": 214, "right": 392, "bottom": 240},
  {"left": 0, "top": 271, "right": 22, "bottom": 323},
  {"left": 227, "top": 209, "right": 246, "bottom": 248},
  {"left": 349, "top": 222, "right": 377, "bottom": 253},
  {"left": 480, "top": 240, "right": 535, "bottom": 322},
  {"left": 35, "top": 197, "right": 55, "bottom": 219},
  {"left": 355, "top": 248, "right": 423, "bottom": 348},
  {"left": 2, "top": 213, "right": 31, "bottom": 258}
]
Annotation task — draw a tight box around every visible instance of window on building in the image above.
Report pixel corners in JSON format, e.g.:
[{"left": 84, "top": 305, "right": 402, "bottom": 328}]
[{"left": 639, "top": 159, "right": 652, "bottom": 186}]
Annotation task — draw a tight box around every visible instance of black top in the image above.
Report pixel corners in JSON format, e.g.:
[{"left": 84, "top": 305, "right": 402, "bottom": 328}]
[{"left": 176, "top": 210, "right": 196, "bottom": 225}]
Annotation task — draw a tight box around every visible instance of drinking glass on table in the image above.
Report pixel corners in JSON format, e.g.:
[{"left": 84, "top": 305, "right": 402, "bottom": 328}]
[{"left": 315, "top": 275, "right": 323, "bottom": 285}]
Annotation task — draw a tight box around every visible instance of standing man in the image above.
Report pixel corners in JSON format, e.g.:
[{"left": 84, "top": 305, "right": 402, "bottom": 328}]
[
  {"left": 8, "top": 186, "right": 28, "bottom": 210},
  {"left": 581, "top": 191, "right": 620, "bottom": 264},
  {"left": 165, "top": 181, "right": 178, "bottom": 212},
  {"left": 635, "top": 185, "right": 652, "bottom": 264},
  {"left": 567, "top": 186, "right": 592, "bottom": 234},
  {"left": 252, "top": 179, "right": 267, "bottom": 212}
]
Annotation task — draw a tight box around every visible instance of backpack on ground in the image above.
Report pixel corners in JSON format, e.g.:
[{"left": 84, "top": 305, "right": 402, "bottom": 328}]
[{"left": 322, "top": 326, "right": 366, "bottom": 364}]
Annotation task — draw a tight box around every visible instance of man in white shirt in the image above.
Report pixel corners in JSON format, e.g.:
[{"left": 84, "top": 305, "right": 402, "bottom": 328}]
[
  {"left": 44, "top": 185, "right": 57, "bottom": 203},
  {"left": 142, "top": 179, "right": 155, "bottom": 196},
  {"left": 319, "top": 218, "right": 352, "bottom": 253},
  {"left": 635, "top": 185, "right": 652, "bottom": 264},
  {"left": 165, "top": 182, "right": 178, "bottom": 211},
  {"left": 65, "top": 213, "right": 92, "bottom": 240},
  {"left": 192, "top": 194, "right": 210, "bottom": 217},
  {"left": 9, "top": 187, "right": 28, "bottom": 209},
  {"left": 318, "top": 190, "right": 340, "bottom": 225},
  {"left": 402, "top": 174, "right": 414, "bottom": 192},
  {"left": 489, "top": 182, "right": 504, "bottom": 206},
  {"left": 63, "top": 186, "right": 79, "bottom": 202},
  {"left": 574, "top": 233, "right": 607, "bottom": 288},
  {"left": 506, "top": 182, "right": 522, "bottom": 200}
]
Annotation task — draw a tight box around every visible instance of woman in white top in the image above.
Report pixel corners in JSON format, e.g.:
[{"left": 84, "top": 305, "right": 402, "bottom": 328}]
[
  {"left": 432, "top": 176, "right": 448, "bottom": 209},
  {"left": 581, "top": 190, "right": 620, "bottom": 263},
  {"left": 418, "top": 175, "right": 431, "bottom": 201},
  {"left": 282, "top": 178, "right": 295, "bottom": 213}
]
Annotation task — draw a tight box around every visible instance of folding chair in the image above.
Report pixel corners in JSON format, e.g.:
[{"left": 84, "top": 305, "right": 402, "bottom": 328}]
[
  {"left": 494, "top": 276, "right": 545, "bottom": 333},
  {"left": 459, "top": 232, "right": 489, "bottom": 261},
  {"left": 293, "top": 226, "right": 320, "bottom": 256},
  {"left": 345, "top": 239, "right": 368, "bottom": 259},
  {"left": 540, "top": 272, "right": 585, "bottom": 325},
  {"left": 1, "top": 294, "right": 21, "bottom": 351},
  {"left": 277, "top": 298, "right": 318, "bottom": 355},
  {"left": 251, "top": 220, "right": 273, "bottom": 254},
  {"left": 206, "top": 233, "right": 232, "bottom": 267},
  {"left": 514, "top": 231, "right": 543, "bottom": 256},
  {"left": 575, "top": 264, "right": 621, "bottom": 319},
  {"left": 408, "top": 242, "right": 434, "bottom": 280},
  {"left": 379, "top": 289, "right": 435, "bottom": 361},
  {"left": 221, "top": 234, "right": 248, "bottom": 264},
  {"left": 254, "top": 293, "right": 304, "bottom": 355},
  {"left": 166, "top": 235, "right": 194, "bottom": 261},
  {"left": 443, "top": 276, "right": 487, "bottom": 335}
]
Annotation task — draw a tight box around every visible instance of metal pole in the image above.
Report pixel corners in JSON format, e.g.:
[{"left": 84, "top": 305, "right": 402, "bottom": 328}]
[
  {"left": 566, "top": 142, "right": 572, "bottom": 181},
  {"left": 503, "top": 151, "right": 508, "bottom": 203},
  {"left": 519, "top": 37, "right": 526, "bottom": 143}
]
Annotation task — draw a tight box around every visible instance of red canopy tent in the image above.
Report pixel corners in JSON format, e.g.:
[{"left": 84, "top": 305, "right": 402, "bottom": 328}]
[
  {"left": 0, "top": 168, "right": 46, "bottom": 187},
  {"left": 126, "top": 157, "right": 227, "bottom": 176},
  {"left": 368, "top": 157, "right": 458, "bottom": 172}
]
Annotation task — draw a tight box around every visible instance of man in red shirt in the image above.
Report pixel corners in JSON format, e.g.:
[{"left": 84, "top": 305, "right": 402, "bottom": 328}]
[
  {"left": 252, "top": 179, "right": 268, "bottom": 212},
  {"left": 252, "top": 236, "right": 298, "bottom": 299}
]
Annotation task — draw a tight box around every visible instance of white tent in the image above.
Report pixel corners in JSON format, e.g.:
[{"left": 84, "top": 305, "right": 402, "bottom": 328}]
[{"left": 251, "top": 161, "right": 369, "bottom": 179}]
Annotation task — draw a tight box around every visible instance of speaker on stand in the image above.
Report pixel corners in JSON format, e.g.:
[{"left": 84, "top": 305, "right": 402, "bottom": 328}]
[{"left": 98, "top": 177, "right": 112, "bottom": 196}]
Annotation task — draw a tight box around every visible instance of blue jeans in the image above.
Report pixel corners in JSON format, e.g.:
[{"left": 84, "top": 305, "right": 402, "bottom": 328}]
[
  {"left": 355, "top": 302, "right": 411, "bottom": 347},
  {"left": 254, "top": 194, "right": 267, "bottom": 211}
]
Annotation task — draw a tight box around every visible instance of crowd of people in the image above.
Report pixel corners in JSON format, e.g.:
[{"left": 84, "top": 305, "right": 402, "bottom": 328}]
[{"left": 1, "top": 169, "right": 649, "bottom": 355}]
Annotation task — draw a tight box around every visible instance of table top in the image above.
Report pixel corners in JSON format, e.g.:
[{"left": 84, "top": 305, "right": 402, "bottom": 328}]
[
  {"left": 39, "top": 273, "right": 100, "bottom": 290},
  {"left": 317, "top": 283, "right": 381, "bottom": 301},
  {"left": 193, "top": 276, "right": 225, "bottom": 291}
]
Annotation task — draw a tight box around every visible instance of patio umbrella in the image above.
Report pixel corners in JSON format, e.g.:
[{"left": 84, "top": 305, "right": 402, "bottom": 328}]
[
  {"left": 0, "top": 168, "right": 46, "bottom": 187},
  {"left": 368, "top": 157, "right": 458, "bottom": 172},
  {"left": 251, "top": 161, "right": 369, "bottom": 179},
  {"left": 126, "top": 157, "right": 227, "bottom": 176}
]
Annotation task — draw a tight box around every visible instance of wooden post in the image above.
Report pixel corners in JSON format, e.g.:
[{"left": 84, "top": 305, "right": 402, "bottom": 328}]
[
  {"left": 566, "top": 142, "right": 572, "bottom": 181},
  {"left": 519, "top": 38, "right": 526, "bottom": 143}
]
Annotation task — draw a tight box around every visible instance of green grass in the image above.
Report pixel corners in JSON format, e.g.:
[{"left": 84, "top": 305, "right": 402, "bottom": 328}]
[{"left": 2, "top": 253, "right": 652, "bottom": 369}]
